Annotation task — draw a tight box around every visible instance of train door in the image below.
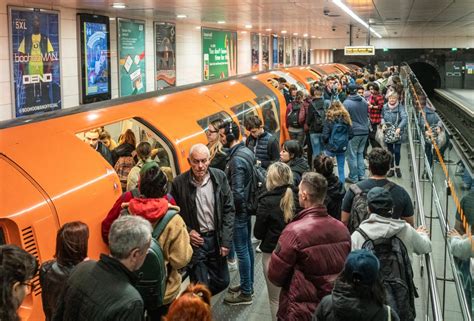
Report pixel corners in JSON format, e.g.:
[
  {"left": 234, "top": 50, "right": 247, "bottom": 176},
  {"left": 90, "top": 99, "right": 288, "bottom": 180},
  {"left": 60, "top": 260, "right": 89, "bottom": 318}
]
[{"left": 255, "top": 95, "right": 281, "bottom": 139}]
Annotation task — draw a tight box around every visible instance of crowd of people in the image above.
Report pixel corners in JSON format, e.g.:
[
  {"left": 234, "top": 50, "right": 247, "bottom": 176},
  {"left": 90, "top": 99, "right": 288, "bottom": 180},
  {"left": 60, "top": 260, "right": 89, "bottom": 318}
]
[{"left": 5, "top": 66, "right": 469, "bottom": 321}]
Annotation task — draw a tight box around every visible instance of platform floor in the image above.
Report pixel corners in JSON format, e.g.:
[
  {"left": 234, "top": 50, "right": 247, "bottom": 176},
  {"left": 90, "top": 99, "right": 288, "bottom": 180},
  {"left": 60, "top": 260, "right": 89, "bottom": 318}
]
[
  {"left": 434, "top": 88, "right": 474, "bottom": 114},
  {"left": 206, "top": 142, "right": 470, "bottom": 321}
]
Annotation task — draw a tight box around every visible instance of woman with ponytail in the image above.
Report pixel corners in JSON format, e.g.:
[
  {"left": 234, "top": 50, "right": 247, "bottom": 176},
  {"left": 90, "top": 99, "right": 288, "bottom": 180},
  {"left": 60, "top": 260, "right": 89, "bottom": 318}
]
[{"left": 254, "top": 162, "right": 297, "bottom": 320}]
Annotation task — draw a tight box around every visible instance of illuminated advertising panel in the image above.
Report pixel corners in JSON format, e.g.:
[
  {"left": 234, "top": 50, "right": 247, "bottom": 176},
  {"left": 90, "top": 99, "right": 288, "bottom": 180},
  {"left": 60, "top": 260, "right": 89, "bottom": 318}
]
[
  {"left": 251, "top": 32, "right": 259, "bottom": 72},
  {"left": 155, "top": 22, "right": 176, "bottom": 89},
  {"left": 202, "top": 28, "right": 237, "bottom": 81}
]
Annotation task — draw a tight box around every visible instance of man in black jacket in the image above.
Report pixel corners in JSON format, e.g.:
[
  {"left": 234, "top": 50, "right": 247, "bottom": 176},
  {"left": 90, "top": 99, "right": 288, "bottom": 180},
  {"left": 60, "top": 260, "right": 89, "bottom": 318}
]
[
  {"left": 53, "top": 215, "right": 152, "bottom": 321},
  {"left": 84, "top": 128, "right": 114, "bottom": 166},
  {"left": 219, "top": 121, "right": 255, "bottom": 305},
  {"left": 171, "top": 143, "right": 235, "bottom": 295},
  {"left": 244, "top": 115, "right": 279, "bottom": 169}
]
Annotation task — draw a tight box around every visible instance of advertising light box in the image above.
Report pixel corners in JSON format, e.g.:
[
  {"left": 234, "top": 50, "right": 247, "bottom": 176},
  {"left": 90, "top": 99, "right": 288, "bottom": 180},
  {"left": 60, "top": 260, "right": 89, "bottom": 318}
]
[{"left": 202, "top": 28, "right": 237, "bottom": 81}]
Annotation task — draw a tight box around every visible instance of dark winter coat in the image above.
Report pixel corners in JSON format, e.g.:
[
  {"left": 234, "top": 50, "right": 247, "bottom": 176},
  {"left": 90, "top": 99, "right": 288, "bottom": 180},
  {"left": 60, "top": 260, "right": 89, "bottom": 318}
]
[
  {"left": 313, "top": 280, "right": 400, "bottom": 321},
  {"left": 288, "top": 157, "right": 310, "bottom": 186},
  {"left": 268, "top": 205, "right": 351, "bottom": 321},
  {"left": 97, "top": 141, "right": 114, "bottom": 166},
  {"left": 322, "top": 117, "right": 354, "bottom": 152},
  {"left": 209, "top": 150, "right": 227, "bottom": 172},
  {"left": 246, "top": 131, "right": 280, "bottom": 169},
  {"left": 52, "top": 255, "right": 143, "bottom": 321},
  {"left": 325, "top": 175, "right": 345, "bottom": 221},
  {"left": 111, "top": 142, "right": 135, "bottom": 166},
  {"left": 171, "top": 167, "right": 235, "bottom": 248},
  {"left": 254, "top": 185, "right": 298, "bottom": 253}
]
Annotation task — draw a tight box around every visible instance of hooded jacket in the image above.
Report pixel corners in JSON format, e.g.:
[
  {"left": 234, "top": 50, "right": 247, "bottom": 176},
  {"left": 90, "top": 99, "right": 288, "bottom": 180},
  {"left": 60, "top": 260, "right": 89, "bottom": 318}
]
[
  {"left": 351, "top": 213, "right": 432, "bottom": 263},
  {"left": 343, "top": 94, "right": 369, "bottom": 136},
  {"left": 313, "top": 280, "right": 400, "bottom": 321},
  {"left": 127, "top": 198, "right": 193, "bottom": 305},
  {"left": 268, "top": 205, "right": 351, "bottom": 321},
  {"left": 288, "top": 157, "right": 310, "bottom": 186}
]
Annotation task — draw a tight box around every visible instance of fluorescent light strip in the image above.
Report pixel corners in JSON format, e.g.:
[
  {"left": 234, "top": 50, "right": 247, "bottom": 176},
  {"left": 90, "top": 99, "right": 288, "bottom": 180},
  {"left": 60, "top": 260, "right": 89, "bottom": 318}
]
[{"left": 332, "top": 0, "right": 382, "bottom": 38}]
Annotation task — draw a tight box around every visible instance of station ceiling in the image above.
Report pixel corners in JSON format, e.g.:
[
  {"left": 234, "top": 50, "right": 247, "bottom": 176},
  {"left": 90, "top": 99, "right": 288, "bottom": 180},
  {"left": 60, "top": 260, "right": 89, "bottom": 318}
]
[{"left": 33, "top": 0, "right": 474, "bottom": 38}]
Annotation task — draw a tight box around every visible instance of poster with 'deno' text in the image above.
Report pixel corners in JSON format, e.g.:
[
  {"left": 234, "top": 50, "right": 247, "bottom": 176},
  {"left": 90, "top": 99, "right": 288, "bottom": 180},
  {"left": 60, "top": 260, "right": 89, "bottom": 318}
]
[
  {"left": 10, "top": 7, "right": 61, "bottom": 118},
  {"left": 202, "top": 28, "right": 237, "bottom": 81},
  {"left": 118, "top": 19, "right": 146, "bottom": 96}
]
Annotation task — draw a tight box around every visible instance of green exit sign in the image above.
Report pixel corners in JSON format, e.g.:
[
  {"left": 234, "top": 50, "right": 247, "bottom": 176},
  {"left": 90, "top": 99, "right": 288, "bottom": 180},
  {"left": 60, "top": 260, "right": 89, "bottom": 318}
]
[
  {"left": 383, "top": 48, "right": 389, "bottom": 52},
  {"left": 452, "top": 48, "right": 458, "bottom": 51}
]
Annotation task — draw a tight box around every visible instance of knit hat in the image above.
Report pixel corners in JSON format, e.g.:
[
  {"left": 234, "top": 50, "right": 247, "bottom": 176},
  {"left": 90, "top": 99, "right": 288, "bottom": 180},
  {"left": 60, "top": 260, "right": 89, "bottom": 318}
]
[
  {"left": 139, "top": 161, "right": 168, "bottom": 198},
  {"left": 367, "top": 186, "right": 394, "bottom": 217},
  {"left": 344, "top": 249, "right": 380, "bottom": 285}
]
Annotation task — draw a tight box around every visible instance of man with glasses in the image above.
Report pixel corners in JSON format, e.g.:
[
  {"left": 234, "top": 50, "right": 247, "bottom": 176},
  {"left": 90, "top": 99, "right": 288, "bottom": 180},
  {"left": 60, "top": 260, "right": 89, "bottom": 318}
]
[
  {"left": 244, "top": 115, "right": 279, "bottom": 170},
  {"left": 53, "top": 216, "right": 153, "bottom": 321},
  {"left": 170, "top": 144, "right": 235, "bottom": 296}
]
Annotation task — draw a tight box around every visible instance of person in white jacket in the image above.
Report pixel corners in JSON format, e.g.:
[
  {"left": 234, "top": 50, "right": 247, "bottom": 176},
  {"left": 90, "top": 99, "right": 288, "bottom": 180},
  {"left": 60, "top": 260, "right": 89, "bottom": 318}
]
[{"left": 352, "top": 187, "right": 432, "bottom": 262}]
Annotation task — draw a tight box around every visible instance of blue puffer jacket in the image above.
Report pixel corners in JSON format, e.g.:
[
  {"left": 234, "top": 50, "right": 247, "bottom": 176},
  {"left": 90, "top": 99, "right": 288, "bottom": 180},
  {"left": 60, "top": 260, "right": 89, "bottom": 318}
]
[
  {"left": 226, "top": 142, "right": 254, "bottom": 215},
  {"left": 381, "top": 103, "right": 407, "bottom": 130},
  {"left": 246, "top": 131, "right": 279, "bottom": 169},
  {"left": 343, "top": 94, "right": 369, "bottom": 136}
]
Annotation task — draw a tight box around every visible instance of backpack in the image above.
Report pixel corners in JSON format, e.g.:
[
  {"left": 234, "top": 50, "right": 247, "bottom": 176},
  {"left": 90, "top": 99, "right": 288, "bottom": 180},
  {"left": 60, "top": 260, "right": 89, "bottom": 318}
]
[
  {"left": 114, "top": 156, "right": 136, "bottom": 191},
  {"left": 357, "top": 228, "right": 417, "bottom": 321},
  {"left": 327, "top": 119, "right": 349, "bottom": 153},
  {"left": 347, "top": 182, "right": 395, "bottom": 233},
  {"left": 121, "top": 207, "right": 177, "bottom": 311},
  {"left": 235, "top": 151, "right": 267, "bottom": 216},
  {"left": 309, "top": 100, "right": 325, "bottom": 133},
  {"left": 287, "top": 103, "right": 302, "bottom": 128}
]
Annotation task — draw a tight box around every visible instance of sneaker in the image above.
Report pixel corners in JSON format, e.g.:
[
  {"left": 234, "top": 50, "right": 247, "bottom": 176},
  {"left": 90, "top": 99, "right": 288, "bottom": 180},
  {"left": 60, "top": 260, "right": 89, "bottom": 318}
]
[
  {"left": 228, "top": 259, "right": 238, "bottom": 272},
  {"left": 345, "top": 177, "right": 357, "bottom": 184},
  {"left": 228, "top": 285, "right": 255, "bottom": 297},
  {"left": 224, "top": 292, "right": 253, "bottom": 305},
  {"left": 395, "top": 168, "right": 402, "bottom": 178},
  {"left": 387, "top": 169, "right": 395, "bottom": 177}
]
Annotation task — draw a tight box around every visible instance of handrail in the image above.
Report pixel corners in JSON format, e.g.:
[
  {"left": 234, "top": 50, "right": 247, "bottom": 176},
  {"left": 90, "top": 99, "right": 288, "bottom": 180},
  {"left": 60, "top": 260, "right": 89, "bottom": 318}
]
[
  {"left": 402, "top": 63, "right": 472, "bottom": 321},
  {"left": 405, "top": 80, "right": 443, "bottom": 321}
]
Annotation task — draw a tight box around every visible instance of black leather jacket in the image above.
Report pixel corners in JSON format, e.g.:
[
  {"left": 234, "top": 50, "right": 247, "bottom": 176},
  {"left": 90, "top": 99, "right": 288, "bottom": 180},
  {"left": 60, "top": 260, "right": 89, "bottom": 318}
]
[
  {"left": 39, "top": 260, "right": 76, "bottom": 321},
  {"left": 171, "top": 167, "right": 235, "bottom": 248},
  {"left": 225, "top": 142, "right": 254, "bottom": 216}
]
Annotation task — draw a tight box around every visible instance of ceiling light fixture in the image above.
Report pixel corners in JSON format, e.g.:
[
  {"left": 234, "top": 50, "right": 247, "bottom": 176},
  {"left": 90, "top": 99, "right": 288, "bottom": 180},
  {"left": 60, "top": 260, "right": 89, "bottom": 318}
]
[
  {"left": 311, "top": 35, "right": 316, "bottom": 38},
  {"left": 293, "top": 33, "right": 298, "bottom": 36},
  {"left": 245, "top": 24, "right": 252, "bottom": 29},
  {"left": 303, "top": 33, "right": 308, "bottom": 37},
  {"left": 241, "top": 31, "right": 247, "bottom": 34},
  {"left": 281, "top": 30, "right": 287, "bottom": 34},
  {"left": 195, "top": 26, "right": 201, "bottom": 29},
  {"left": 176, "top": 14, "right": 187, "bottom": 19},
  {"left": 217, "top": 20, "right": 226, "bottom": 24},
  {"left": 332, "top": 0, "right": 382, "bottom": 38},
  {"left": 112, "top": 3, "right": 127, "bottom": 9},
  {"left": 266, "top": 28, "right": 272, "bottom": 31}
]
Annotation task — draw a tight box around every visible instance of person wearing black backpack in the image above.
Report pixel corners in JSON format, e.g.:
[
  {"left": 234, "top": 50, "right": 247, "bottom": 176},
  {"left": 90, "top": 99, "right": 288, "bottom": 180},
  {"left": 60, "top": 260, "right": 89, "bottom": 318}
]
[
  {"left": 322, "top": 101, "right": 353, "bottom": 184},
  {"left": 313, "top": 250, "right": 400, "bottom": 321},
  {"left": 285, "top": 90, "right": 307, "bottom": 145},
  {"left": 351, "top": 187, "right": 431, "bottom": 321},
  {"left": 306, "top": 86, "right": 327, "bottom": 163}
]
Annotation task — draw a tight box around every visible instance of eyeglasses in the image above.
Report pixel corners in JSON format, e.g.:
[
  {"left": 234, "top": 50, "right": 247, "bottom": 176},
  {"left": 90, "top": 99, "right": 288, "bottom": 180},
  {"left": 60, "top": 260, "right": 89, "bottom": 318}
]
[
  {"left": 206, "top": 128, "right": 218, "bottom": 134},
  {"left": 22, "top": 280, "right": 35, "bottom": 294}
]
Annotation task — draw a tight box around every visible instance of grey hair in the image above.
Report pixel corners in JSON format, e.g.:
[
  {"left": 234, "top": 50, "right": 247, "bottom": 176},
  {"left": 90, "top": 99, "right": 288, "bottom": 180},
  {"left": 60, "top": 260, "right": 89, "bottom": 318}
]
[
  {"left": 388, "top": 91, "right": 399, "bottom": 99},
  {"left": 109, "top": 215, "right": 152, "bottom": 259},
  {"left": 189, "top": 143, "right": 210, "bottom": 159}
]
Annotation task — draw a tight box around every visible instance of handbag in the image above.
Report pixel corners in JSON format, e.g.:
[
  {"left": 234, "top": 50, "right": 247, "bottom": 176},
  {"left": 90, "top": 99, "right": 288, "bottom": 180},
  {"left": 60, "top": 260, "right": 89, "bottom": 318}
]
[{"left": 383, "top": 106, "right": 400, "bottom": 144}]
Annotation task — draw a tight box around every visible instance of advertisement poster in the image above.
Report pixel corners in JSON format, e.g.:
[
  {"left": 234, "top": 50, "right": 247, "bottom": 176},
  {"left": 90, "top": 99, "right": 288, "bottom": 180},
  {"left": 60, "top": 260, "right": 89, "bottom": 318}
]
[
  {"left": 292, "top": 37, "right": 297, "bottom": 66},
  {"left": 272, "top": 35, "right": 278, "bottom": 68},
  {"left": 202, "top": 28, "right": 237, "bottom": 81},
  {"left": 118, "top": 19, "right": 146, "bottom": 97},
  {"left": 284, "top": 37, "right": 291, "bottom": 66},
  {"left": 278, "top": 37, "right": 284, "bottom": 67},
  {"left": 307, "top": 49, "right": 311, "bottom": 64},
  {"left": 262, "top": 35, "right": 269, "bottom": 71},
  {"left": 10, "top": 8, "right": 61, "bottom": 118},
  {"left": 302, "top": 38, "right": 308, "bottom": 65},
  {"left": 251, "top": 33, "right": 259, "bottom": 73},
  {"left": 466, "top": 63, "right": 474, "bottom": 75},
  {"left": 155, "top": 22, "right": 176, "bottom": 89},
  {"left": 298, "top": 38, "right": 303, "bottom": 65}
]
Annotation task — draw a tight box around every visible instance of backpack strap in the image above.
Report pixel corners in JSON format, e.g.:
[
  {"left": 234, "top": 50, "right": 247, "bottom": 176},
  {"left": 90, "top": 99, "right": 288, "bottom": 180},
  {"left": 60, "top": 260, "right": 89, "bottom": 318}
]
[
  {"left": 387, "top": 305, "right": 391, "bottom": 321},
  {"left": 356, "top": 227, "right": 371, "bottom": 241},
  {"left": 349, "top": 184, "right": 363, "bottom": 196},
  {"left": 152, "top": 208, "right": 178, "bottom": 239},
  {"left": 382, "top": 181, "right": 396, "bottom": 192}
]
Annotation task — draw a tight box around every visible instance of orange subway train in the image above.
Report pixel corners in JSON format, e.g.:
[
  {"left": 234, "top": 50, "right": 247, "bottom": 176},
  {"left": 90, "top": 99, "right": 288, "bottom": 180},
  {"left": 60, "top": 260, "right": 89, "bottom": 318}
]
[{"left": 0, "top": 63, "right": 356, "bottom": 320}]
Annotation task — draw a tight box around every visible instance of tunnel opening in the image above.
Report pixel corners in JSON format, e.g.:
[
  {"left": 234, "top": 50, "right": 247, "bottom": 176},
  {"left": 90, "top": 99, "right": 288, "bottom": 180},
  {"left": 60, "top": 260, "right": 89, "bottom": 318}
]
[{"left": 409, "top": 62, "right": 441, "bottom": 97}]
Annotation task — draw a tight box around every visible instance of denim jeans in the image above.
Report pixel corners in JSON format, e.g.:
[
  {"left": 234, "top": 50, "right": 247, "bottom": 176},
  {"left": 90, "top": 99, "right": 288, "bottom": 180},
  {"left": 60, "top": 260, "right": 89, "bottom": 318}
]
[
  {"left": 347, "top": 135, "right": 368, "bottom": 181},
  {"left": 233, "top": 214, "right": 255, "bottom": 295},
  {"left": 325, "top": 150, "right": 346, "bottom": 184},
  {"left": 387, "top": 143, "right": 402, "bottom": 167},
  {"left": 309, "top": 133, "right": 323, "bottom": 160},
  {"left": 289, "top": 129, "right": 305, "bottom": 146},
  {"left": 189, "top": 234, "right": 230, "bottom": 295}
]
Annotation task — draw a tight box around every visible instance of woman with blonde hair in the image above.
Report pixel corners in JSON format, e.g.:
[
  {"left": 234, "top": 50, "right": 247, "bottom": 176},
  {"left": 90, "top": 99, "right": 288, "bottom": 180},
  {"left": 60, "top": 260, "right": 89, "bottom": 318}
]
[
  {"left": 254, "top": 162, "right": 297, "bottom": 320},
  {"left": 206, "top": 119, "right": 227, "bottom": 171},
  {"left": 322, "top": 101, "right": 353, "bottom": 184}
]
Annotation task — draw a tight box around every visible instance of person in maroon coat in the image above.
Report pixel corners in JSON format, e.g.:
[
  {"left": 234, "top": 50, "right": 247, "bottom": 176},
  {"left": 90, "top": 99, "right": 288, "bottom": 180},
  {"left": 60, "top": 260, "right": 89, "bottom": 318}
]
[{"left": 268, "top": 172, "right": 351, "bottom": 321}]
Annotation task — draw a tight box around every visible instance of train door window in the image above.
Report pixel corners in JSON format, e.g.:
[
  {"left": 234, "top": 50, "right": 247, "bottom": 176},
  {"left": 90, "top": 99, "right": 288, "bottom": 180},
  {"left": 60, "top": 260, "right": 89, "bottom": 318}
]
[
  {"left": 255, "top": 95, "right": 280, "bottom": 135},
  {"left": 0, "top": 226, "right": 5, "bottom": 245},
  {"left": 230, "top": 101, "right": 258, "bottom": 127},
  {"left": 75, "top": 118, "right": 177, "bottom": 177},
  {"left": 196, "top": 111, "right": 232, "bottom": 132}
]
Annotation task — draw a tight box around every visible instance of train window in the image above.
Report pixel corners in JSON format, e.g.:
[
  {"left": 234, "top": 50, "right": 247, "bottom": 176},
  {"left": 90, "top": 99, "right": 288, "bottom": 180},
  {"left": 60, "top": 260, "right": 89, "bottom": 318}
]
[
  {"left": 76, "top": 118, "right": 177, "bottom": 177},
  {"left": 267, "top": 78, "right": 279, "bottom": 88},
  {"left": 306, "top": 77, "right": 317, "bottom": 85},
  {"left": 230, "top": 101, "right": 258, "bottom": 127},
  {"left": 0, "top": 226, "right": 5, "bottom": 245},
  {"left": 196, "top": 111, "right": 232, "bottom": 131},
  {"left": 255, "top": 95, "right": 280, "bottom": 135}
]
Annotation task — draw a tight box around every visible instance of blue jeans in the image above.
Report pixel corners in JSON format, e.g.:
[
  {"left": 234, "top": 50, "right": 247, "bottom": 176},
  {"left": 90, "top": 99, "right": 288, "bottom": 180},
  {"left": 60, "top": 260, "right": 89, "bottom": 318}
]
[
  {"left": 233, "top": 214, "right": 255, "bottom": 295},
  {"left": 387, "top": 143, "right": 402, "bottom": 167},
  {"left": 347, "top": 135, "right": 368, "bottom": 181},
  {"left": 310, "top": 133, "right": 323, "bottom": 160},
  {"left": 325, "top": 150, "right": 346, "bottom": 184}
]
